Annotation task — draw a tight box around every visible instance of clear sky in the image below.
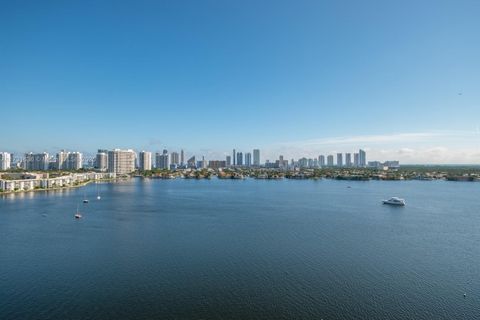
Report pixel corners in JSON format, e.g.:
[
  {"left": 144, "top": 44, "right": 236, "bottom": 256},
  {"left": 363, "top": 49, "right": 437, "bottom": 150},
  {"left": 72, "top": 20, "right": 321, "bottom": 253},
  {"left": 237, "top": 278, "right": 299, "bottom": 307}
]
[{"left": 1, "top": 0, "right": 479, "bottom": 163}]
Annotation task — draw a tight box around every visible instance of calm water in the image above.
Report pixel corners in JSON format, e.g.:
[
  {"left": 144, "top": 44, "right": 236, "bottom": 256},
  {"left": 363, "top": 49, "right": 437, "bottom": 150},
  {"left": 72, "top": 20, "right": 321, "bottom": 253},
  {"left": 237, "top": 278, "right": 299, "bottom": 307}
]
[{"left": 1, "top": 178, "right": 479, "bottom": 319}]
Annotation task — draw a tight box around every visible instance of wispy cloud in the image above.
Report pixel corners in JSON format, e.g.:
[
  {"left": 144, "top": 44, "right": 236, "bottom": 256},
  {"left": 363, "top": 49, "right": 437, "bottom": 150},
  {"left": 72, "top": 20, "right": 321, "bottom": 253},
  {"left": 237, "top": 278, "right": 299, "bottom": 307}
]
[
  {"left": 277, "top": 131, "right": 477, "bottom": 147},
  {"left": 261, "top": 130, "right": 480, "bottom": 164}
]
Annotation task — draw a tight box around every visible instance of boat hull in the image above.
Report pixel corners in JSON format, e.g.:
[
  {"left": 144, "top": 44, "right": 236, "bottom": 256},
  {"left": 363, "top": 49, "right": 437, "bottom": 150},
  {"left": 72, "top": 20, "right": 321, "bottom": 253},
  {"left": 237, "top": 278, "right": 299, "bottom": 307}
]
[{"left": 382, "top": 200, "right": 405, "bottom": 206}]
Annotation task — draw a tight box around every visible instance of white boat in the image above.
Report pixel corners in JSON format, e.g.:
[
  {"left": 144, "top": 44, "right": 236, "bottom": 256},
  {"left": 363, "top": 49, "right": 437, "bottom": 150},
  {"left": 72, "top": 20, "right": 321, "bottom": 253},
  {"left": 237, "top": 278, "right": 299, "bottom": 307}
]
[
  {"left": 74, "top": 205, "right": 82, "bottom": 219},
  {"left": 382, "top": 197, "right": 406, "bottom": 206}
]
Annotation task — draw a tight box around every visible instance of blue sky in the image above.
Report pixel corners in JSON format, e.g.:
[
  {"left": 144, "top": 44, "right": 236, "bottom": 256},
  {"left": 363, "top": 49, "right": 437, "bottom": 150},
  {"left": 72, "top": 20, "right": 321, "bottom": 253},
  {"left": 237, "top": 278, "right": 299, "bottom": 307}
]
[{"left": 1, "top": 0, "right": 479, "bottom": 163}]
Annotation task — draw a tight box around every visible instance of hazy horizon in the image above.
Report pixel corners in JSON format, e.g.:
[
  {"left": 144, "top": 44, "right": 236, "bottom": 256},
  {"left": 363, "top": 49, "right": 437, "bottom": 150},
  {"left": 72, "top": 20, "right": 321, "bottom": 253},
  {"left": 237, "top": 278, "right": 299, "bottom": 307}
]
[{"left": 5, "top": 129, "right": 480, "bottom": 165}]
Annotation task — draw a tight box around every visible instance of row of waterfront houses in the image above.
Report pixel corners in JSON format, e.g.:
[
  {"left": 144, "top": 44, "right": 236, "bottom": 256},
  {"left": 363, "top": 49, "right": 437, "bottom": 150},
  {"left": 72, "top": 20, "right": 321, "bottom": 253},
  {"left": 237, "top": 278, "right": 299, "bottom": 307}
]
[{"left": 0, "top": 172, "right": 114, "bottom": 192}]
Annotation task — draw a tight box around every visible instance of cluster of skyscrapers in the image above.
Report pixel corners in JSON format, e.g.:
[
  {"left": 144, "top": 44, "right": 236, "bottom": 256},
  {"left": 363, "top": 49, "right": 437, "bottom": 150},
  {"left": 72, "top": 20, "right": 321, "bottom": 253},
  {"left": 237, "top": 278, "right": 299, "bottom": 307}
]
[
  {"left": 229, "top": 149, "right": 261, "bottom": 167},
  {"left": 264, "top": 149, "right": 367, "bottom": 169},
  {"left": 0, "top": 148, "right": 380, "bottom": 174},
  {"left": 327, "top": 149, "right": 367, "bottom": 167},
  {"left": 0, "top": 151, "right": 85, "bottom": 172}
]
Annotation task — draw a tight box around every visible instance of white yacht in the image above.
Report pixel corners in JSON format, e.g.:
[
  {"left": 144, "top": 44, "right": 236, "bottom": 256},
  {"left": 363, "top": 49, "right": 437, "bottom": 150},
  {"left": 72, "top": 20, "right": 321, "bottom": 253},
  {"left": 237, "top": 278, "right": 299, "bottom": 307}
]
[{"left": 382, "top": 197, "right": 406, "bottom": 206}]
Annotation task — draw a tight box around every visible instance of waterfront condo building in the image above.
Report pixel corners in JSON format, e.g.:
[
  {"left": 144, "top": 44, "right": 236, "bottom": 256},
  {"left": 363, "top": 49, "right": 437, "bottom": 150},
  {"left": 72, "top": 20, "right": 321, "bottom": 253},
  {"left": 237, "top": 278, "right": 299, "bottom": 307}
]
[
  {"left": 171, "top": 152, "right": 180, "bottom": 165},
  {"left": 0, "top": 152, "right": 11, "bottom": 170},
  {"left": 197, "top": 156, "right": 207, "bottom": 169},
  {"left": 236, "top": 152, "right": 243, "bottom": 166},
  {"left": 336, "top": 153, "right": 343, "bottom": 167},
  {"left": 108, "top": 149, "right": 136, "bottom": 175},
  {"left": 96, "top": 151, "right": 108, "bottom": 171},
  {"left": 24, "top": 152, "right": 49, "bottom": 171},
  {"left": 345, "top": 153, "right": 352, "bottom": 167},
  {"left": 354, "top": 153, "right": 359, "bottom": 167},
  {"left": 359, "top": 149, "right": 367, "bottom": 167},
  {"left": 298, "top": 157, "right": 308, "bottom": 168},
  {"left": 327, "top": 155, "right": 334, "bottom": 167},
  {"left": 55, "top": 151, "right": 83, "bottom": 170},
  {"left": 253, "top": 149, "right": 260, "bottom": 166},
  {"left": 209, "top": 160, "right": 227, "bottom": 169},
  {"left": 155, "top": 151, "right": 170, "bottom": 169},
  {"left": 56, "top": 150, "right": 69, "bottom": 170},
  {"left": 139, "top": 151, "right": 152, "bottom": 171},
  {"left": 67, "top": 152, "right": 83, "bottom": 170},
  {"left": 187, "top": 156, "right": 196, "bottom": 168},
  {"left": 319, "top": 155, "right": 325, "bottom": 167},
  {"left": 245, "top": 152, "right": 252, "bottom": 167}
]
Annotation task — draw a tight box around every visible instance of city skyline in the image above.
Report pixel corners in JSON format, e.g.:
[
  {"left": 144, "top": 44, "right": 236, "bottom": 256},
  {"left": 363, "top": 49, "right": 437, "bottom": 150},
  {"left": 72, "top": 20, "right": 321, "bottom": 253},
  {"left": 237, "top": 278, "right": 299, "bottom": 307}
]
[
  {"left": 2, "top": 129, "right": 480, "bottom": 165},
  {"left": 5, "top": 148, "right": 377, "bottom": 173}
]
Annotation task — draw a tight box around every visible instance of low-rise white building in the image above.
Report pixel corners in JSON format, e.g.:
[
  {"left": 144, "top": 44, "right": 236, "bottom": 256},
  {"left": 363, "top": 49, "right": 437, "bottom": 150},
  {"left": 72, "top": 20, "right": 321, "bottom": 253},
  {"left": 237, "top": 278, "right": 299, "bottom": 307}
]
[{"left": 0, "top": 172, "right": 115, "bottom": 192}]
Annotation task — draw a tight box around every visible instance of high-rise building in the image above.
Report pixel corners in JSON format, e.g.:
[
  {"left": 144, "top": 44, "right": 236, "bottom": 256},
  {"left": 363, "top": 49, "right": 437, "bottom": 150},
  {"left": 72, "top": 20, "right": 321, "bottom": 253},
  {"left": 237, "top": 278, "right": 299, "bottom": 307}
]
[
  {"left": 171, "top": 152, "right": 180, "bottom": 165},
  {"left": 253, "top": 149, "right": 260, "bottom": 166},
  {"left": 226, "top": 155, "right": 231, "bottom": 166},
  {"left": 197, "top": 156, "right": 207, "bottom": 169},
  {"left": 319, "top": 155, "right": 325, "bottom": 167},
  {"left": 354, "top": 153, "right": 359, "bottom": 167},
  {"left": 56, "top": 150, "right": 69, "bottom": 170},
  {"left": 298, "top": 157, "right": 308, "bottom": 168},
  {"left": 0, "top": 152, "right": 11, "bottom": 171},
  {"left": 67, "top": 152, "right": 83, "bottom": 170},
  {"left": 236, "top": 152, "right": 243, "bottom": 166},
  {"left": 337, "top": 153, "right": 343, "bottom": 167},
  {"left": 359, "top": 149, "right": 366, "bottom": 167},
  {"left": 327, "top": 155, "right": 334, "bottom": 167},
  {"left": 233, "top": 149, "right": 236, "bottom": 166},
  {"left": 180, "top": 149, "right": 185, "bottom": 165},
  {"left": 208, "top": 160, "right": 227, "bottom": 169},
  {"left": 56, "top": 151, "right": 82, "bottom": 170},
  {"left": 187, "top": 156, "right": 196, "bottom": 168},
  {"left": 108, "top": 149, "right": 136, "bottom": 175},
  {"left": 245, "top": 152, "right": 252, "bottom": 167},
  {"left": 345, "top": 153, "right": 352, "bottom": 167},
  {"left": 308, "top": 158, "right": 314, "bottom": 168},
  {"left": 139, "top": 151, "right": 152, "bottom": 171},
  {"left": 25, "top": 152, "right": 49, "bottom": 171},
  {"left": 277, "top": 155, "right": 288, "bottom": 168},
  {"left": 156, "top": 152, "right": 170, "bottom": 169},
  {"left": 96, "top": 151, "right": 108, "bottom": 171}
]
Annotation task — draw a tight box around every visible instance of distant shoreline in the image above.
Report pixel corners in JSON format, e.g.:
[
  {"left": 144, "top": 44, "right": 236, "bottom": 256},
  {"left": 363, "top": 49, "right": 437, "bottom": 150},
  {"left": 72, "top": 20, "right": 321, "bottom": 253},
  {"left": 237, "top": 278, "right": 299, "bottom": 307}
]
[
  {"left": 137, "top": 175, "right": 480, "bottom": 182},
  {"left": 2, "top": 166, "right": 480, "bottom": 197}
]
